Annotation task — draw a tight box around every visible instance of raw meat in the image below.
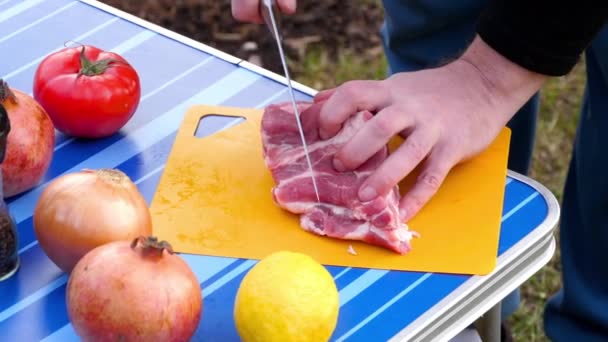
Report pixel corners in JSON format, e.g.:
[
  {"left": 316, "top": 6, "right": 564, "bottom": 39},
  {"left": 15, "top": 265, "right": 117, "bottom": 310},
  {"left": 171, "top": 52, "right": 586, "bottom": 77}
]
[{"left": 260, "top": 100, "right": 418, "bottom": 254}]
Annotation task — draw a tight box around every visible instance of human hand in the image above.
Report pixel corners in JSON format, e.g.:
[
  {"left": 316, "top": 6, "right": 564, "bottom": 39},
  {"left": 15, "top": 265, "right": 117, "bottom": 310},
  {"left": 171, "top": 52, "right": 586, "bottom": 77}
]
[
  {"left": 314, "top": 36, "right": 546, "bottom": 222},
  {"left": 231, "top": 0, "right": 297, "bottom": 24}
]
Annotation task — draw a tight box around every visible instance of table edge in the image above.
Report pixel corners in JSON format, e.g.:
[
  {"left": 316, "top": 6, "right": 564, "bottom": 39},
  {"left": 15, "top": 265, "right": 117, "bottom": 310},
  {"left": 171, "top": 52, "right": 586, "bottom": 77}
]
[
  {"left": 403, "top": 233, "right": 556, "bottom": 342},
  {"left": 78, "top": 0, "right": 321, "bottom": 96},
  {"left": 390, "top": 170, "right": 560, "bottom": 340},
  {"left": 78, "top": 0, "right": 242, "bottom": 64}
]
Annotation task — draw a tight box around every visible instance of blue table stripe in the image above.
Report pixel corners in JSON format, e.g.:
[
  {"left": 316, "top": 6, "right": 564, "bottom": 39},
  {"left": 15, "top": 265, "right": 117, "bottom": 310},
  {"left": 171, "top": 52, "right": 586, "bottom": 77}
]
[
  {"left": 203, "top": 260, "right": 257, "bottom": 297},
  {"left": 339, "top": 270, "right": 388, "bottom": 307},
  {"left": 498, "top": 194, "right": 548, "bottom": 254},
  {"left": 0, "top": 0, "right": 48, "bottom": 24},
  {"left": 0, "top": 2, "right": 111, "bottom": 74},
  {"left": 0, "top": 0, "right": 16, "bottom": 12},
  {"left": 40, "top": 324, "right": 78, "bottom": 342},
  {"left": 2, "top": 17, "right": 120, "bottom": 82},
  {"left": 336, "top": 273, "right": 433, "bottom": 341},
  {"left": 335, "top": 269, "right": 368, "bottom": 291},
  {"left": 344, "top": 272, "right": 468, "bottom": 341},
  {"left": 503, "top": 192, "right": 539, "bottom": 221},
  {"left": 0, "top": 1, "right": 76, "bottom": 44},
  {"left": 107, "top": 29, "right": 155, "bottom": 55},
  {"left": 333, "top": 267, "right": 352, "bottom": 280},
  {"left": 180, "top": 255, "right": 238, "bottom": 286},
  {"left": 0, "top": 275, "right": 67, "bottom": 322},
  {"left": 500, "top": 180, "right": 533, "bottom": 215}
]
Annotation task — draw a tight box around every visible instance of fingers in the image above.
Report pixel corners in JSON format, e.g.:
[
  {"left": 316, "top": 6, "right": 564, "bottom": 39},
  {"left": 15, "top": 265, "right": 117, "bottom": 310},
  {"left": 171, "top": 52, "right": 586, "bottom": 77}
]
[
  {"left": 313, "top": 88, "right": 336, "bottom": 103},
  {"left": 358, "top": 128, "right": 437, "bottom": 203},
  {"left": 318, "top": 80, "right": 390, "bottom": 139},
  {"left": 278, "top": 0, "right": 297, "bottom": 14},
  {"left": 232, "top": 0, "right": 297, "bottom": 23},
  {"left": 231, "top": 0, "right": 263, "bottom": 23},
  {"left": 398, "top": 150, "right": 456, "bottom": 221},
  {"left": 334, "top": 106, "right": 413, "bottom": 171}
]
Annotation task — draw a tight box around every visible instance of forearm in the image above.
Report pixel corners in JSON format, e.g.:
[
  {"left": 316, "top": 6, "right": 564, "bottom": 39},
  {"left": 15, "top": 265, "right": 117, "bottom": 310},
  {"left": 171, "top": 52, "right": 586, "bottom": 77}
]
[
  {"left": 455, "top": 36, "right": 547, "bottom": 126},
  {"left": 453, "top": 0, "right": 608, "bottom": 126}
]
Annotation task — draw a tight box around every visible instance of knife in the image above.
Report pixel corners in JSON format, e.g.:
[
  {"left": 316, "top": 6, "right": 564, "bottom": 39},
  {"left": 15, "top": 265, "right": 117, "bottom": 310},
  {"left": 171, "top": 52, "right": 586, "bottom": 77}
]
[{"left": 259, "top": 0, "right": 321, "bottom": 203}]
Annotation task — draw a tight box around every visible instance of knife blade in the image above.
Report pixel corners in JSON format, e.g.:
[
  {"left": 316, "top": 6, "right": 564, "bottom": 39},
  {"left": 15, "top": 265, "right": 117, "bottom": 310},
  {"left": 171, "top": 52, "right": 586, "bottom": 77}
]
[{"left": 259, "top": 0, "right": 321, "bottom": 203}]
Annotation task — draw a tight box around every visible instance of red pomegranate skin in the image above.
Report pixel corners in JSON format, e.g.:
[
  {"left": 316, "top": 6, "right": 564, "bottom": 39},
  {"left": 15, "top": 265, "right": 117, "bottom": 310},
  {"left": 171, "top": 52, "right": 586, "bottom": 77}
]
[
  {"left": 1, "top": 87, "right": 55, "bottom": 198},
  {"left": 66, "top": 239, "right": 203, "bottom": 342}
]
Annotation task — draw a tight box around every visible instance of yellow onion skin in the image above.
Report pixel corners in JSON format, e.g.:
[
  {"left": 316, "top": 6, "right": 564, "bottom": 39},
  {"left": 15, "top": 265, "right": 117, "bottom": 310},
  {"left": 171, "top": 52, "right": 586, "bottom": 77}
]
[{"left": 33, "top": 168, "right": 152, "bottom": 273}]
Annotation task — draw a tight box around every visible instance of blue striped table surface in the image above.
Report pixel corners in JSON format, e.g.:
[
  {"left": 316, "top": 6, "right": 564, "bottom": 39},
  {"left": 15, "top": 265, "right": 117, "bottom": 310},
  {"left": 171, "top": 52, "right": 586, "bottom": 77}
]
[{"left": 0, "top": 0, "right": 559, "bottom": 341}]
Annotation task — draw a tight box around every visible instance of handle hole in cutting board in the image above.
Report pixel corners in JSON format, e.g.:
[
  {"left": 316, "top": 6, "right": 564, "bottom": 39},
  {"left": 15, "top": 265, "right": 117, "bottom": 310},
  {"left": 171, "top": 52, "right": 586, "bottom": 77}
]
[{"left": 194, "top": 114, "right": 247, "bottom": 138}]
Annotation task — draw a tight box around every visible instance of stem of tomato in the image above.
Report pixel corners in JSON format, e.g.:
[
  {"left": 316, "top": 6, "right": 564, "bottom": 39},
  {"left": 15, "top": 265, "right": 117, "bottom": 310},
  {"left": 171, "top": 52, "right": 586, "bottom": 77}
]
[
  {"left": 131, "top": 236, "right": 175, "bottom": 256},
  {"left": 0, "top": 80, "right": 17, "bottom": 105},
  {"left": 78, "top": 46, "right": 122, "bottom": 77}
]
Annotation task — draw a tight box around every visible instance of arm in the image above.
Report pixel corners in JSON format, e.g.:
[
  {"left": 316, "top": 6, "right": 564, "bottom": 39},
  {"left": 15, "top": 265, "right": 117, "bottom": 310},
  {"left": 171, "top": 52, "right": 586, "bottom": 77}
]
[
  {"left": 316, "top": 2, "right": 608, "bottom": 221},
  {"left": 314, "top": 37, "right": 546, "bottom": 221}
]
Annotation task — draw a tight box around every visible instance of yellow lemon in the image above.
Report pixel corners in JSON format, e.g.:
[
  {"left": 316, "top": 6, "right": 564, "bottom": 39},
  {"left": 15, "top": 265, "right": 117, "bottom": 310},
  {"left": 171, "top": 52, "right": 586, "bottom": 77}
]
[{"left": 234, "top": 251, "right": 339, "bottom": 342}]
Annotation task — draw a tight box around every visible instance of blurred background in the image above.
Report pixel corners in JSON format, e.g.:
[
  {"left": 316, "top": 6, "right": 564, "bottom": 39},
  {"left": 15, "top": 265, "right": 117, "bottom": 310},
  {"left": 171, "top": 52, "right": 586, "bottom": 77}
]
[{"left": 99, "top": 1, "right": 586, "bottom": 340}]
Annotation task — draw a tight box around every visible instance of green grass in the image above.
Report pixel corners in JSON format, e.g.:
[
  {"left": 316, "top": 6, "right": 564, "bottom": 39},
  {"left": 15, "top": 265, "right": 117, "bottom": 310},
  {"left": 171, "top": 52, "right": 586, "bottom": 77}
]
[
  {"left": 508, "top": 61, "right": 585, "bottom": 342},
  {"left": 290, "top": 46, "right": 388, "bottom": 91},
  {"left": 290, "top": 43, "right": 586, "bottom": 342}
]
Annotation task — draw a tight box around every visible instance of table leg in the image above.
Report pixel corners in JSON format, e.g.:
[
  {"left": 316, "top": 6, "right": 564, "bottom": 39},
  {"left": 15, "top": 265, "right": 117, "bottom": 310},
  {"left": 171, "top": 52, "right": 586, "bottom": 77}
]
[{"left": 475, "top": 302, "right": 501, "bottom": 342}]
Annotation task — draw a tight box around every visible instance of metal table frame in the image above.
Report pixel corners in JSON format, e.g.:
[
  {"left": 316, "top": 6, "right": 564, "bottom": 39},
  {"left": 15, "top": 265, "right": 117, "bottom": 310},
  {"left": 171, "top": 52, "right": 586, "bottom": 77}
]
[{"left": 392, "top": 171, "right": 559, "bottom": 341}]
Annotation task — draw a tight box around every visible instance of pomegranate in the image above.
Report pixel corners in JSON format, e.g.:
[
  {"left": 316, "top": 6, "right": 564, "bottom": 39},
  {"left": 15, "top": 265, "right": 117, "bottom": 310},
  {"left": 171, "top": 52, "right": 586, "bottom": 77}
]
[
  {"left": 0, "top": 79, "right": 55, "bottom": 198},
  {"left": 66, "top": 236, "right": 202, "bottom": 342}
]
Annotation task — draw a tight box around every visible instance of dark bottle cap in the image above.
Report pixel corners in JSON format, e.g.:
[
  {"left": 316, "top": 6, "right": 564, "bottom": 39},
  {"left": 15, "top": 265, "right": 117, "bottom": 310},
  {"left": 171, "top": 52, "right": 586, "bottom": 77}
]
[{"left": 0, "top": 103, "right": 10, "bottom": 164}]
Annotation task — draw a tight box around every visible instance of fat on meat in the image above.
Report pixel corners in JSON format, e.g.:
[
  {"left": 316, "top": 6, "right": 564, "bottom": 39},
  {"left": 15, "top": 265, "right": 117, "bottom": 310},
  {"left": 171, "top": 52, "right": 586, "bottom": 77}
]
[{"left": 260, "top": 100, "right": 418, "bottom": 254}]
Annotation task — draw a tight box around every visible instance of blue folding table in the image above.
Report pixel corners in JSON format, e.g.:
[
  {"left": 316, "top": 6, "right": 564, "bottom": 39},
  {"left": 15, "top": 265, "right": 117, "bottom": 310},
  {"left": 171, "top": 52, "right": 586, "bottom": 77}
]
[{"left": 0, "top": 1, "right": 560, "bottom": 341}]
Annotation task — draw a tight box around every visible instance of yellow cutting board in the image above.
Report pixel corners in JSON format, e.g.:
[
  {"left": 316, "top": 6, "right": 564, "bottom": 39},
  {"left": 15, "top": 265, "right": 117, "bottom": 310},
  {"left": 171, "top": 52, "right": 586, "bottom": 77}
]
[{"left": 149, "top": 105, "right": 511, "bottom": 275}]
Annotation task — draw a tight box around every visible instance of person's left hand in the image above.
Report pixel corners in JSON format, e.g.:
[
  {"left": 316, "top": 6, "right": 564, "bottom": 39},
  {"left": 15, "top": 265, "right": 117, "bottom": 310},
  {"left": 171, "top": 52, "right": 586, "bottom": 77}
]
[{"left": 312, "top": 40, "right": 545, "bottom": 222}]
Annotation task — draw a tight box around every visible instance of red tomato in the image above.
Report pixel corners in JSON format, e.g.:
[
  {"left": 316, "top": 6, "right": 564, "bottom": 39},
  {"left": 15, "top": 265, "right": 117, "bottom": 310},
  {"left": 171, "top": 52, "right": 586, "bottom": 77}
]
[{"left": 33, "top": 45, "right": 141, "bottom": 138}]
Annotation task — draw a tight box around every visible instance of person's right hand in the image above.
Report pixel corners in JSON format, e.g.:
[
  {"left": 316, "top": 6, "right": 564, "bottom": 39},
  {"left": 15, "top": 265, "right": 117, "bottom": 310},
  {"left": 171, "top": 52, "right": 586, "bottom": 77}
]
[{"left": 231, "top": 0, "right": 297, "bottom": 24}]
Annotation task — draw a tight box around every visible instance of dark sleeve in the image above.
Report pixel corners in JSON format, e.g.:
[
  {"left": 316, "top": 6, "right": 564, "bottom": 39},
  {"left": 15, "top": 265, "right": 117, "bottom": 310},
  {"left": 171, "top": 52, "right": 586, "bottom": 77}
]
[{"left": 476, "top": 1, "right": 608, "bottom": 76}]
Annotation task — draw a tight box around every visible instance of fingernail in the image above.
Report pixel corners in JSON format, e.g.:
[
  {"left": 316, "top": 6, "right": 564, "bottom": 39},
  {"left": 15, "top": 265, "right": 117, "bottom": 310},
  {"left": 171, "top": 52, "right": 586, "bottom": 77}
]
[
  {"left": 359, "top": 187, "right": 377, "bottom": 201},
  {"left": 333, "top": 158, "right": 345, "bottom": 172},
  {"left": 399, "top": 208, "right": 407, "bottom": 221}
]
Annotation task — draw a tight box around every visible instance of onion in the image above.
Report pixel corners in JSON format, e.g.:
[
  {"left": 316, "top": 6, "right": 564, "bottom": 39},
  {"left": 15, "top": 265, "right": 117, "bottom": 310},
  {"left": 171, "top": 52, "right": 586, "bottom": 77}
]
[
  {"left": 67, "top": 236, "right": 202, "bottom": 341},
  {"left": 33, "top": 168, "right": 152, "bottom": 273}
]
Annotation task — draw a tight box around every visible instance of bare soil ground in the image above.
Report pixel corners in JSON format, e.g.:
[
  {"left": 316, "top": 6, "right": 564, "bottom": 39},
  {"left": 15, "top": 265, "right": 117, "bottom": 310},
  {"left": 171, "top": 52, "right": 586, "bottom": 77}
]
[{"left": 99, "top": 0, "right": 386, "bottom": 78}]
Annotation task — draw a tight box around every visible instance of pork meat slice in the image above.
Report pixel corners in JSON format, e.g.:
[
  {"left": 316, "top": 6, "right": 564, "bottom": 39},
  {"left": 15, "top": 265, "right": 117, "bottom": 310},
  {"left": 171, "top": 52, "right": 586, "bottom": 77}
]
[{"left": 261, "top": 101, "right": 417, "bottom": 254}]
